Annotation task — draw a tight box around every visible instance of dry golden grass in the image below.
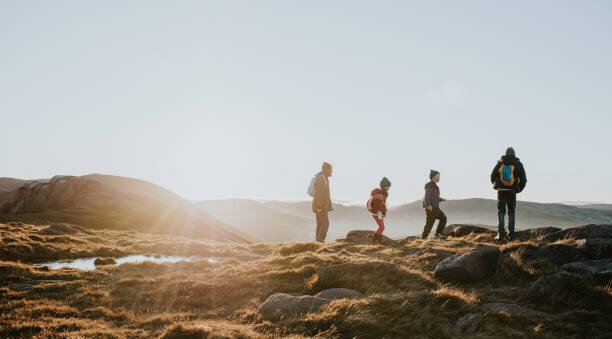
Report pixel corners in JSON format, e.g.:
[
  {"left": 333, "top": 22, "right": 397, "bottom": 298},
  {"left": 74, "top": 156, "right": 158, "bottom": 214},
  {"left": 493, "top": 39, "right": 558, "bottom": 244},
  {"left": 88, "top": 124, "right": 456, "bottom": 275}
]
[{"left": 1, "top": 222, "right": 610, "bottom": 338}]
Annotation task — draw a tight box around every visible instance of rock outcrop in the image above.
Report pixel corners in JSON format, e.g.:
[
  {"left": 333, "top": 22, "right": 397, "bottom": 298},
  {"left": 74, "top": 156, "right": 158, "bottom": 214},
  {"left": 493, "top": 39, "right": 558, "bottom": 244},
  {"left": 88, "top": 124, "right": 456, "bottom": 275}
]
[
  {"left": 561, "top": 259, "right": 612, "bottom": 285},
  {"left": 1, "top": 175, "right": 250, "bottom": 243},
  {"left": 542, "top": 224, "right": 612, "bottom": 243}
]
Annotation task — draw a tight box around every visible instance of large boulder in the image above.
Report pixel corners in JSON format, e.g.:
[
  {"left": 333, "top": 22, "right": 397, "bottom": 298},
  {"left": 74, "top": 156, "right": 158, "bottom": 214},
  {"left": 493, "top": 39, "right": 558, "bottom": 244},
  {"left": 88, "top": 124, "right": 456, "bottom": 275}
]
[
  {"left": 525, "top": 244, "right": 581, "bottom": 273},
  {"left": 443, "top": 224, "right": 495, "bottom": 237},
  {"left": 561, "top": 259, "right": 612, "bottom": 285},
  {"left": 542, "top": 225, "right": 612, "bottom": 243},
  {"left": 258, "top": 293, "right": 330, "bottom": 320},
  {"left": 482, "top": 303, "right": 548, "bottom": 318},
  {"left": 346, "top": 230, "right": 395, "bottom": 245},
  {"left": 258, "top": 288, "right": 362, "bottom": 320},
  {"left": 528, "top": 271, "right": 585, "bottom": 302},
  {"left": 434, "top": 246, "right": 500, "bottom": 283}
]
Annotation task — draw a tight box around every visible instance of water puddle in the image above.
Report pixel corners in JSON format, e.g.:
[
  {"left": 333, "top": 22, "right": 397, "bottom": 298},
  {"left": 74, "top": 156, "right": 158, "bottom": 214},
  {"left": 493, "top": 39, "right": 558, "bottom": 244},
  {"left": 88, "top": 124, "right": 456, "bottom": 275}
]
[{"left": 35, "top": 254, "right": 218, "bottom": 270}]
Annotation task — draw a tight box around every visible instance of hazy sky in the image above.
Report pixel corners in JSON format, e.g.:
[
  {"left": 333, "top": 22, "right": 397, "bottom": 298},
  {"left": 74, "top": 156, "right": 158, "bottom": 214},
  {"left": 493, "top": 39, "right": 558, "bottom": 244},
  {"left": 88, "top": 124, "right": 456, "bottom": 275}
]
[{"left": 2, "top": 1, "right": 611, "bottom": 203}]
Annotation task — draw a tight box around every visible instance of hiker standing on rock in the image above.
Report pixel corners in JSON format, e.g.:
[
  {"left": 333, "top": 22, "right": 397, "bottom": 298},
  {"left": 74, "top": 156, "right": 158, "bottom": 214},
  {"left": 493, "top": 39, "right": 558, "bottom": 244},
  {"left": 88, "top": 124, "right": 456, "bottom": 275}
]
[
  {"left": 491, "top": 147, "right": 527, "bottom": 242},
  {"left": 367, "top": 177, "right": 391, "bottom": 244},
  {"left": 422, "top": 170, "right": 447, "bottom": 240},
  {"left": 308, "top": 162, "right": 333, "bottom": 242}
]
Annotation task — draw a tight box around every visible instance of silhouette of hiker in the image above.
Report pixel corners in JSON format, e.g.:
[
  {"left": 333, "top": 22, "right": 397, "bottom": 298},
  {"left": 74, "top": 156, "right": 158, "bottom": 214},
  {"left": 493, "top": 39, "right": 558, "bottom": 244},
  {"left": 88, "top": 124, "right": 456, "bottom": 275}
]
[
  {"left": 422, "top": 170, "right": 447, "bottom": 239},
  {"left": 367, "top": 177, "right": 391, "bottom": 243},
  {"left": 311, "top": 162, "right": 333, "bottom": 242},
  {"left": 491, "top": 147, "right": 527, "bottom": 242}
]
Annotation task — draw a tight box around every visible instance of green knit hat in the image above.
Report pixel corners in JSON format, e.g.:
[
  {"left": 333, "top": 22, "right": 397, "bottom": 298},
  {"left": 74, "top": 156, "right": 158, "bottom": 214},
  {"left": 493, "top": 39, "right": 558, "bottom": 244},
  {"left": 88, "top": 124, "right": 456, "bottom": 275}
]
[
  {"left": 380, "top": 177, "right": 391, "bottom": 189},
  {"left": 430, "top": 170, "right": 440, "bottom": 180}
]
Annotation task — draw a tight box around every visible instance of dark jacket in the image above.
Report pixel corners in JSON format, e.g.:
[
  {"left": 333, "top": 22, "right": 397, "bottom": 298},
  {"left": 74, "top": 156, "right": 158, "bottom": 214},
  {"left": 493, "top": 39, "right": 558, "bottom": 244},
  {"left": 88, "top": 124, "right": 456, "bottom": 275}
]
[
  {"left": 491, "top": 155, "right": 527, "bottom": 192},
  {"left": 423, "top": 181, "right": 443, "bottom": 208},
  {"left": 367, "top": 188, "right": 388, "bottom": 216},
  {"left": 312, "top": 172, "right": 333, "bottom": 213}
]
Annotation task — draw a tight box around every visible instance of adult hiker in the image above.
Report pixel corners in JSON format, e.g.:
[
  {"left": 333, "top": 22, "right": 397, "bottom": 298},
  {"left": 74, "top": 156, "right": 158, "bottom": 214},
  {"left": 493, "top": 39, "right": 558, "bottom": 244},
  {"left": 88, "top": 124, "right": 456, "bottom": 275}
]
[
  {"left": 309, "top": 162, "right": 333, "bottom": 242},
  {"left": 422, "top": 170, "right": 448, "bottom": 240},
  {"left": 367, "top": 177, "right": 391, "bottom": 243},
  {"left": 491, "top": 147, "right": 527, "bottom": 242}
]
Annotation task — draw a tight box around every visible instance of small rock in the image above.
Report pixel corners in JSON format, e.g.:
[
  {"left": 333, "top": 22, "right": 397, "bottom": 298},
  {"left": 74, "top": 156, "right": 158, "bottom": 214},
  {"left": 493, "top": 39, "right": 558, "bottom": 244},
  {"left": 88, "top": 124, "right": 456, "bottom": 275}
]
[
  {"left": 346, "top": 230, "right": 395, "bottom": 245},
  {"left": 454, "top": 313, "right": 481, "bottom": 334},
  {"left": 482, "top": 303, "right": 547, "bottom": 318},
  {"left": 8, "top": 283, "right": 34, "bottom": 292},
  {"left": 561, "top": 259, "right": 612, "bottom": 285},
  {"left": 443, "top": 224, "right": 495, "bottom": 237},
  {"left": 94, "top": 257, "right": 117, "bottom": 266},
  {"left": 434, "top": 246, "right": 500, "bottom": 283},
  {"left": 314, "top": 288, "right": 362, "bottom": 300},
  {"left": 38, "top": 223, "right": 79, "bottom": 235},
  {"left": 258, "top": 293, "right": 330, "bottom": 320}
]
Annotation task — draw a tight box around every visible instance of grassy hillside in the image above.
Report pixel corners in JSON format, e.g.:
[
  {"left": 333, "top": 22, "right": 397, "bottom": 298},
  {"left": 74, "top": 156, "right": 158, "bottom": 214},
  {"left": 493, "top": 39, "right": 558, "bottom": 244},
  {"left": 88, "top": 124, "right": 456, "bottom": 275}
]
[{"left": 1, "top": 222, "right": 610, "bottom": 338}]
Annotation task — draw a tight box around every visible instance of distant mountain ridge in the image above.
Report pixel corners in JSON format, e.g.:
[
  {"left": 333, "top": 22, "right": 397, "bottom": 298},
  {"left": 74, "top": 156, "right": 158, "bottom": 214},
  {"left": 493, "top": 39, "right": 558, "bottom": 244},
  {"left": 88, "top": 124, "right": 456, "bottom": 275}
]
[
  {"left": 199, "top": 198, "right": 612, "bottom": 242},
  {"left": 0, "top": 175, "right": 250, "bottom": 243}
]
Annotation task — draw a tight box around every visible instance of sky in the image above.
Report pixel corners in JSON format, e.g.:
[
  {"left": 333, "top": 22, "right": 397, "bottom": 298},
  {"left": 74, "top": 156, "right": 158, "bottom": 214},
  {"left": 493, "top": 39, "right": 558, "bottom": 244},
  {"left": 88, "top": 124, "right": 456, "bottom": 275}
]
[{"left": 1, "top": 1, "right": 611, "bottom": 204}]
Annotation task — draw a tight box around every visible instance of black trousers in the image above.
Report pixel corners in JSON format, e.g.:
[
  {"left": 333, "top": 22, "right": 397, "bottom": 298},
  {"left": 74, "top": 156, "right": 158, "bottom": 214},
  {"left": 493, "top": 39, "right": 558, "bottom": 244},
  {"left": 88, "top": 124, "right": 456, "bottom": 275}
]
[
  {"left": 422, "top": 207, "right": 447, "bottom": 239},
  {"left": 315, "top": 212, "right": 329, "bottom": 242},
  {"left": 498, "top": 190, "right": 517, "bottom": 234}
]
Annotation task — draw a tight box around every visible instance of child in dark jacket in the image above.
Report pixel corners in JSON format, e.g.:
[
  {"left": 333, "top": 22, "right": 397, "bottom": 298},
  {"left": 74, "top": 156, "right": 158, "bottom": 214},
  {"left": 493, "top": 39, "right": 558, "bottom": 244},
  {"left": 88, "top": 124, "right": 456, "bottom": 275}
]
[{"left": 367, "top": 177, "right": 391, "bottom": 243}]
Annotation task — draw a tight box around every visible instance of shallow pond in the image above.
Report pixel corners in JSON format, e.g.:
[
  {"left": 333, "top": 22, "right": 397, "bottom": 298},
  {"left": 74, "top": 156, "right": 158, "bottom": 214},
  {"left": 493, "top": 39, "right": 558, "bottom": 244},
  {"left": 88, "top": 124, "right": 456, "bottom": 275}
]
[{"left": 35, "top": 254, "right": 218, "bottom": 270}]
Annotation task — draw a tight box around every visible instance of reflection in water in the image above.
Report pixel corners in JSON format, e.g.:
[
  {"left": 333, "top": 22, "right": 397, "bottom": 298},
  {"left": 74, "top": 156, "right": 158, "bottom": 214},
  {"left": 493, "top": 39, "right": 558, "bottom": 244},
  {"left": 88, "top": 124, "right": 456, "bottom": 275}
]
[{"left": 35, "top": 254, "right": 206, "bottom": 270}]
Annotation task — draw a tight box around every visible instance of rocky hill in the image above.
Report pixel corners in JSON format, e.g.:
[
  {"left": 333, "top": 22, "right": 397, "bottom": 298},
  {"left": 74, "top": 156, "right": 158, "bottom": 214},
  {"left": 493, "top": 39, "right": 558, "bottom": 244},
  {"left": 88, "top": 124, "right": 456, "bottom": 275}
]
[
  {"left": 0, "top": 175, "right": 249, "bottom": 243},
  {"left": 0, "top": 222, "right": 609, "bottom": 337}
]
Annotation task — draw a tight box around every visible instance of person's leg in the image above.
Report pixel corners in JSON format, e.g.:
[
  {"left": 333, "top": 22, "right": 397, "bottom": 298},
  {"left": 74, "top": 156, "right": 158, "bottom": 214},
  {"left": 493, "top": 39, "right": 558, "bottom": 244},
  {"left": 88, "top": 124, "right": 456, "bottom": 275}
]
[
  {"left": 315, "top": 213, "right": 322, "bottom": 242},
  {"left": 497, "top": 191, "right": 507, "bottom": 235},
  {"left": 508, "top": 192, "right": 517, "bottom": 235},
  {"left": 373, "top": 215, "right": 385, "bottom": 235},
  {"left": 434, "top": 208, "right": 447, "bottom": 235},
  {"left": 422, "top": 210, "right": 435, "bottom": 239},
  {"left": 319, "top": 212, "right": 329, "bottom": 242}
]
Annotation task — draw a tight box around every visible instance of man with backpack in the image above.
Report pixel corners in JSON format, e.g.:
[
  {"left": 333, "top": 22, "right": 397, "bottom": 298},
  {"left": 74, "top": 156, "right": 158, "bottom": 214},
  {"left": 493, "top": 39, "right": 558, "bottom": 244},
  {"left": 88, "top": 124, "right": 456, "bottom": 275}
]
[
  {"left": 491, "top": 147, "right": 527, "bottom": 242},
  {"left": 309, "top": 162, "right": 333, "bottom": 242},
  {"left": 422, "top": 170, "right": 448, "bottom": 240}
]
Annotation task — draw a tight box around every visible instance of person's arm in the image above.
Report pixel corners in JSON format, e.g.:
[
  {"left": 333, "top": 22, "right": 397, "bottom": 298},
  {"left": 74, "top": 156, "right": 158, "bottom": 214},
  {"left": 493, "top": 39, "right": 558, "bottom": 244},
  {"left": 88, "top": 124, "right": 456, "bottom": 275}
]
[
  {"left": 518, "top": 163, "right": 527, "bottom": 192},
  {"left": 491, "top": 162, "right": 500, "bottom": 184}
]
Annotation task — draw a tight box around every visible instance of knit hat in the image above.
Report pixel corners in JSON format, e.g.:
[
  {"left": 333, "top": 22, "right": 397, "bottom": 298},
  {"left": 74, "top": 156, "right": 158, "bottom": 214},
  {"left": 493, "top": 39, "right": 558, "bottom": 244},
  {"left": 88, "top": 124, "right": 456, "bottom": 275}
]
[
  {"left": 380, "top": 177, "right": 391, "bottom": 189},
  {"left": 430, "top": 169, "right": 440, "bottom": 180},
  {"left": 322, "top": 162, "right": 332, "bottom": 170},
  {"left": 506, "top": 147, "right": 516, "bottom": 157}
]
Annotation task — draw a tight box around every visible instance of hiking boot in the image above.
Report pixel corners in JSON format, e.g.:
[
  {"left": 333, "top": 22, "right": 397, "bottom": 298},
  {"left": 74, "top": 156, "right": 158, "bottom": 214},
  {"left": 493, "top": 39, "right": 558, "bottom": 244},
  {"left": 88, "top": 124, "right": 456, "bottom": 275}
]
[
  {"left": 372, "top": 233, "right": 383, "bottom": 244},
  {"left": 434, "top": 233, "right": 447, "bottom": 240},
  {"left": 495, "top": 231, "right": 506, "bottom": 244},
  {"left": 507, "top": 233, "right": 515, "bottom": 241}
]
